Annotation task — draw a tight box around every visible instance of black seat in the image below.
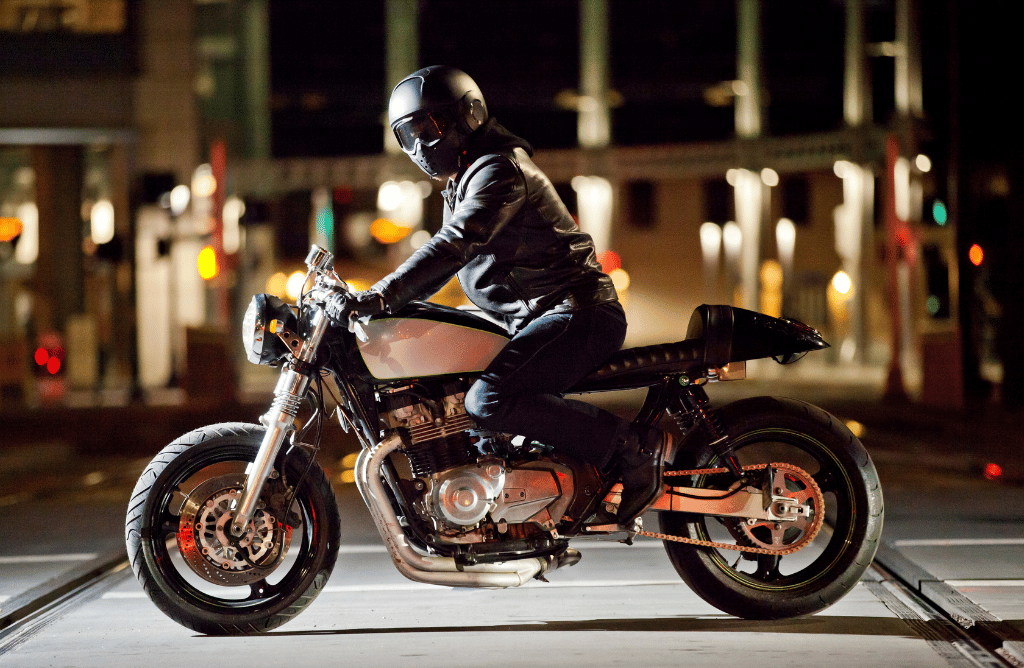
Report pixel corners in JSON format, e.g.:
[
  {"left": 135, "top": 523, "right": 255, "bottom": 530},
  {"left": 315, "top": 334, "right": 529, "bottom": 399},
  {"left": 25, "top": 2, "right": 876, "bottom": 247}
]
[{"left": 568, "top": 339, "right": 703, "bottom": 393}]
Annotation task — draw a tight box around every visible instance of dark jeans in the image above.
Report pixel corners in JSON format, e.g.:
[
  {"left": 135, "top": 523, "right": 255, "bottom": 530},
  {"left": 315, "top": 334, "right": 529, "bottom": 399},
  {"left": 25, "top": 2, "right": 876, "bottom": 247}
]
[{"left": 464, "top": 301, "right": 628, "bottom": 470}]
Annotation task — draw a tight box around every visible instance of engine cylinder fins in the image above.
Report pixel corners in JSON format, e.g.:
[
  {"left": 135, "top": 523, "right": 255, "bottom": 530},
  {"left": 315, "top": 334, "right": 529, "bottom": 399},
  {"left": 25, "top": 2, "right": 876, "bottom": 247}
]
[{"left": 403, "top": 429, "right": 477, "bottom": 477}]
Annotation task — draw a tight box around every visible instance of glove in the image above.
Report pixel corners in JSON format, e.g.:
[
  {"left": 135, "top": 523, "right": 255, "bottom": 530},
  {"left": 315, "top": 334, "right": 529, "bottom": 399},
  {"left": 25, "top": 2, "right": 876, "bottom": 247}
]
[{"left": 325, "top": 290, "right": 386, "bottom": 327}]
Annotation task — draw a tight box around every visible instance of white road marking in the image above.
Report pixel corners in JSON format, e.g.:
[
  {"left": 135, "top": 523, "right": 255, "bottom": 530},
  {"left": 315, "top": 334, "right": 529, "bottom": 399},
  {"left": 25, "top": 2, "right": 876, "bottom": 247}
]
[
  {"left": 0, "top": 595, "right": 9, "bottom": 603},
  {"left": 893, "top": 538, "right": 1024, "bottom": 547},
  {"left": 337, "top": 545, "right": 388, "bottom": 554},
  {"left": 0, "top": 553, "right": 98, "bottom": 564},
  {"left": 946, "top": 580, "right": 1024, "bottom": 588},
  {"left": 337, "top": 541, "right": 665, "bottom": 555},
  {"left": 101, "top": 578, "right": 684, "bottom": 600}
]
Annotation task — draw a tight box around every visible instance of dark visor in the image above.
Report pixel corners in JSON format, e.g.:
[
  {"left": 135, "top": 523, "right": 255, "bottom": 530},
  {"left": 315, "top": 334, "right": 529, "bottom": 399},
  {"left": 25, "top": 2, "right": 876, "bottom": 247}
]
[{"left": 393, "top": 112, "right": 448, "bottom": 153}]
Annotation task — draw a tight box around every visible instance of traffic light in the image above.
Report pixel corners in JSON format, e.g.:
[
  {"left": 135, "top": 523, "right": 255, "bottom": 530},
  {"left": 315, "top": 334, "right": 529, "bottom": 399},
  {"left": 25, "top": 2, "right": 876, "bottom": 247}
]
[
  {"left": 33, "top": 331, "right": 67, "bottom": 402},
  {"left": 969, "top": 243, "right": 984, "bottom": 266},
  {"left": 922, "top": 244, "right": 950, "bottom": 319}
]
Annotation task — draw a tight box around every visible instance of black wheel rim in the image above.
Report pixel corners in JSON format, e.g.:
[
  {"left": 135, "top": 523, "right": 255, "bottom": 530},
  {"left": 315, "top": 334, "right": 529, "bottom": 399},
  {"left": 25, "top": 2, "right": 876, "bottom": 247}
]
[
  {"left": 683, "top": 428, "right": 859, "bottom": 592},
  {"left": 144, "top": 443, "right": 323, "bottom": 614}
]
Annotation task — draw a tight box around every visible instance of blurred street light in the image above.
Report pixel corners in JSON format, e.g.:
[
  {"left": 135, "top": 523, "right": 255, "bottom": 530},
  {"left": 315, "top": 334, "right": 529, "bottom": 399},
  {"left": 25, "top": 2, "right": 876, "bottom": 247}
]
[
  {"left": 90, "top": 199, "right": 115, "bottom": 245},
  {"left": 169, "top": 185, "right": 191, "bottom": 216}
]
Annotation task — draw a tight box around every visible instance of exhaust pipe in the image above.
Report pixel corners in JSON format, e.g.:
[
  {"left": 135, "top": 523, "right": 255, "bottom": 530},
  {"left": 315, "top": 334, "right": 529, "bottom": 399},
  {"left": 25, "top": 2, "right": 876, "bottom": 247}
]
[{"left": 354, "top": 434, "right": 554, "bottom": 588}]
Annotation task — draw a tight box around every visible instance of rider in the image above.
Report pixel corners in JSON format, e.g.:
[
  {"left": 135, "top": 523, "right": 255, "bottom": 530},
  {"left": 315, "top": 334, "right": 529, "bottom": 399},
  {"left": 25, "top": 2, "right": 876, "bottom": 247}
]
[{"left": 325, "top": 65, "right": 671, "bottom": 524}]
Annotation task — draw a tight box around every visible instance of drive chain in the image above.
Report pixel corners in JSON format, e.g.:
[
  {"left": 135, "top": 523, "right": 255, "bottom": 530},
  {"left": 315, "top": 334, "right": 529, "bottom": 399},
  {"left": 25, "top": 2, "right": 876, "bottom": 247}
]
[{"left": 637, "top": 462, "right": 825, "bottom": 556}]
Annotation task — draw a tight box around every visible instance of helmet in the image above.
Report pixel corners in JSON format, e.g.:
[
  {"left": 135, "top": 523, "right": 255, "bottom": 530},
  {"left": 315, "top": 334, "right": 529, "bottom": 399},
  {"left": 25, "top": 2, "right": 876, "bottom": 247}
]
[{"left": 389, "top": 66, "right": 488, "bottom": 178}]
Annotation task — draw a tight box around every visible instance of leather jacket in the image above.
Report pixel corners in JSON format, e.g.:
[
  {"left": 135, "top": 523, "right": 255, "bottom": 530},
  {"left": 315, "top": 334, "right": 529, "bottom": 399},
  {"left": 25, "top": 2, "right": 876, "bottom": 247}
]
[{"left": 373, "top": 120, "right": 619, "bottom": 334}]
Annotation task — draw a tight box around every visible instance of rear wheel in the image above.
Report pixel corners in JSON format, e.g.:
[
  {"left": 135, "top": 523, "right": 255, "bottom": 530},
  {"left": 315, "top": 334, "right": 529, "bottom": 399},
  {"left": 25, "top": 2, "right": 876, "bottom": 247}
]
[
  {"left": 125, "top": 423, "right": 340, "bottom": 635},
  {"left": 660, "top": 397, "right": 883, "bottom": 619}
]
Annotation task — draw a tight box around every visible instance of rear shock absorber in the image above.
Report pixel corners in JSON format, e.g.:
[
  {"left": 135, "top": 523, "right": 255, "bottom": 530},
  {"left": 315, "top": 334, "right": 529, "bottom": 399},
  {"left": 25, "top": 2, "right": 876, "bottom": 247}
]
[{"left": 675, "top": 385, "right": 744, "bottom": 479}]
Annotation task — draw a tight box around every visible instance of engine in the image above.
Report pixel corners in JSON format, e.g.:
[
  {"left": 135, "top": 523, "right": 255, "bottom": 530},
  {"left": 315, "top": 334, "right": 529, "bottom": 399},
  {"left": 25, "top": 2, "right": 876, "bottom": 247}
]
[{"left": 378, "top": 381, "right": 577, "bottom": 544}]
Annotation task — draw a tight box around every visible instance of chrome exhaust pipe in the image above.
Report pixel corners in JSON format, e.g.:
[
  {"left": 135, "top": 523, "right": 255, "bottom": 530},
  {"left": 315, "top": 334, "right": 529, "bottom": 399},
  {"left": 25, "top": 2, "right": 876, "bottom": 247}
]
[{"left": 354, "top": 434, "right": 548, "bottom": 588}]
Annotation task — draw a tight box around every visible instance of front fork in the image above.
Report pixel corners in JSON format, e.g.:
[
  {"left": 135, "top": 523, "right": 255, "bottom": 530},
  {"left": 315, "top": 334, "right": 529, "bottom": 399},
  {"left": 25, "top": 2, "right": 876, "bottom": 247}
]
[{"left": 229, "top": 308, "right": 330, "bottom": 538}]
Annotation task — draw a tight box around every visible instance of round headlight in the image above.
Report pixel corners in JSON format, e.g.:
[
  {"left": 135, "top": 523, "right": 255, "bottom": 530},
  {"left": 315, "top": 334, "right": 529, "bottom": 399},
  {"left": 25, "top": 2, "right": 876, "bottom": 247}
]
[
  {"left": 241, "top": 297, "right": 263, "bottom": 364},
  {"left": 241, "top": 294, "right": 293, "bottom": 365}
]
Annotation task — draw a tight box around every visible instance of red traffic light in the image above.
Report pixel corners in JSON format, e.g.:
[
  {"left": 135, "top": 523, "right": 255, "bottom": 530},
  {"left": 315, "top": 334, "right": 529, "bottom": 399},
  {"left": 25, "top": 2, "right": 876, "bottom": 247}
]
[{"left": 34, "top": 344, "right": 65, "bottom": 375}]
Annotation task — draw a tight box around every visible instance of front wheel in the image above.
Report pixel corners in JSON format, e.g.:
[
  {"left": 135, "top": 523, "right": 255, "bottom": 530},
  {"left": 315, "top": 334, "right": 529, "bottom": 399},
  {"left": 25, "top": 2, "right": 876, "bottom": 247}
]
[
  {"left": 125, "top": 423, "right": 341, "bottom": 635},
  {"left": 660, "top": 397, "right": 883, "bottom": 619}
]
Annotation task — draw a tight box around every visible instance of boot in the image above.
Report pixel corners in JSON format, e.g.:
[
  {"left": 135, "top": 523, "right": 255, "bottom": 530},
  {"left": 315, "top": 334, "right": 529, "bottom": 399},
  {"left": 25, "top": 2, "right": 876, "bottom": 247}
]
[{"left": 613, "top": 426, "right": 672, "bottom": 524}]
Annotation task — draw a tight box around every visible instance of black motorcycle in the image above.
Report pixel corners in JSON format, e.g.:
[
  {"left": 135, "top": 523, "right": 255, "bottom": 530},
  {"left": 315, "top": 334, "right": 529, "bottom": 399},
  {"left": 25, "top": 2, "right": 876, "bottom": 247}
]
[{"left": 125, "top": 245, "right": 883, "bottom": 634}]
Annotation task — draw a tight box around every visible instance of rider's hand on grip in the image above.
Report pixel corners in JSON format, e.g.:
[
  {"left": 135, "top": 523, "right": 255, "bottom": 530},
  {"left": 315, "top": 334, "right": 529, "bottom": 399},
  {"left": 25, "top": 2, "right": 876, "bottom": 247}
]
[{"left": 324, "top": 290, "right": 386, "bottom": 327}]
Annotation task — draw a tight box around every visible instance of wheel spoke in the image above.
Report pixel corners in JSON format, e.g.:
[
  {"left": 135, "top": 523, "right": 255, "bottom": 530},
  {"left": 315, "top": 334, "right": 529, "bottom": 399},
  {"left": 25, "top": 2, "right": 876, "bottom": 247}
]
[
  {"left": 247, "top": 579, "right": 277, "bottom": 601},
  {"left": 755, "top": 554, "right": 782, "bottom": 582},
  {"left": 158, "top": 511, "right": 180, "bottom": 537},
  {"left": 812, "top": 469, "right": 836, "bottom": 494}
]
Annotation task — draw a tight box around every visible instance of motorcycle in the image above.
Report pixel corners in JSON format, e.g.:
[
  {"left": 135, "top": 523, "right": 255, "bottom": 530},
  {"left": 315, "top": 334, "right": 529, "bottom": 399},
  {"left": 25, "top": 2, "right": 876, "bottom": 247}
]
[{"left": 125, "top": 245, "right": 883, "bottom": 635}]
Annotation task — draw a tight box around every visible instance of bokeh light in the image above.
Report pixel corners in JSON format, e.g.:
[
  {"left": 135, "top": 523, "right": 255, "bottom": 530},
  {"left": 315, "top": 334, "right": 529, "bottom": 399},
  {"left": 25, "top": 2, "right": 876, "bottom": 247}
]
[
  {"left": 90, "top": 199, "right": 115, "bottom": 245},
  {"left": 197, "top": 245, "right": 219, "bottom": 280},
  {"left": 609, "top": 268, "right": 630, "bottom": 292},
  {"left": 597, "top": 250, "right": 621, "bottom": 273},
  {"left": 285, "top": 271, "right": 307, "bottom": 300},
  {"left": 969, "top": 244, "right": 984, "bottom": 266},
  {"left": 267, "top": 271, "right": 288, "bottom": 297},
  {"left": 371, "top": 218, "right": 413, "bottom": 244},
  {"left": 191, "top": 164, "right": 216, "bottom": 198}
]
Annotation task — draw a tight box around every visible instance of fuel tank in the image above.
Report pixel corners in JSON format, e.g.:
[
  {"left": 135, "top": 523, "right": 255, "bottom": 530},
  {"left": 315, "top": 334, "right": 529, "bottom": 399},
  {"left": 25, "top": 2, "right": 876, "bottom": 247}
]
[{"left": 357, "top": 302, "right": 509, "bottom": 380}]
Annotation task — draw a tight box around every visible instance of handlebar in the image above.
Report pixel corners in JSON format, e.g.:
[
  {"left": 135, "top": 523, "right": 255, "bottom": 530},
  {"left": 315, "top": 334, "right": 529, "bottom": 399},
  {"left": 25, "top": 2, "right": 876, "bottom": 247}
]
[{"left": 298, "top": 245, "right": 369, "bottom": 342}]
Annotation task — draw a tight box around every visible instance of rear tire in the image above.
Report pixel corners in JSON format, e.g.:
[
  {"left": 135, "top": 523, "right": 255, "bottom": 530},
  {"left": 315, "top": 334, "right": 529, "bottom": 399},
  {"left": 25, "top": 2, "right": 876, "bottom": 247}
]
[
  {"left": 125, "top": 423, "right": 340, "bottom": 635},
  {"left": 660, "top": 397, "right": 883, "bottom": 619}
]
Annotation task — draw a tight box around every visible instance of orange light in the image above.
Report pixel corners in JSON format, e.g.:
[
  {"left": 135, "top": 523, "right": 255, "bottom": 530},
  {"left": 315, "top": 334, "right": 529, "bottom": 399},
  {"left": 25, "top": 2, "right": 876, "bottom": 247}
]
[
  {"left": 969, "top": 244, "right": 984, "bottom": 266},
  {"left": 0, "top": 217, "right": 23, "bottom": 242},
  {"left": 34, "top": 347, "right": 49, "bottom": 366},
  {"left": 197, "top": 245, "right": 219, "bottom": 280},
  {"left": 370, "top": 218, "right": 412, "bottom": 244},
  {"left": 983, "top": 462, "right": 1002, "bottom": 480},
  {"left": 46, "top": 357, "right": 61, "bottom": 375},
  {"left": 597, "top": 250, "right": 621, "bottom": 273}
]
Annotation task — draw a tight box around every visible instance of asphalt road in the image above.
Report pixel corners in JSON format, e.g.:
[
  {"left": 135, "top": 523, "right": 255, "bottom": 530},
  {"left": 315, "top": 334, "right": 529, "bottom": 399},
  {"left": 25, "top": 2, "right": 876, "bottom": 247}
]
[{"left": 1, "top": 388, "right": 1022, "bottom": 667}]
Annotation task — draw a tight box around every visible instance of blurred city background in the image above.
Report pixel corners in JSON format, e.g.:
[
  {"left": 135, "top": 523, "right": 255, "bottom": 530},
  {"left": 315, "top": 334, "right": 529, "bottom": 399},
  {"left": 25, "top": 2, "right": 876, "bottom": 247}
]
[{"left": 0, "top": 0, "right": 1021, "bottom": 449}]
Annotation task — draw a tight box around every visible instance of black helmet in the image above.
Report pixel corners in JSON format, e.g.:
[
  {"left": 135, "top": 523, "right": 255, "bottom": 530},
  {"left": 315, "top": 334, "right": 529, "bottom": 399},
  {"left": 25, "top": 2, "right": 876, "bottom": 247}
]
[{"left": 389, "top": 66, "right": 488, "bottom": 178}]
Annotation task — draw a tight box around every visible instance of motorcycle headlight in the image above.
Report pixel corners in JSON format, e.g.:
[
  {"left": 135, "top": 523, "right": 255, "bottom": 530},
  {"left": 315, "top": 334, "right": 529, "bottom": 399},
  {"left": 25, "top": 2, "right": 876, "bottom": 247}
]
[{"left": 241, "top": 293, "right": 294, "bottom": 365}]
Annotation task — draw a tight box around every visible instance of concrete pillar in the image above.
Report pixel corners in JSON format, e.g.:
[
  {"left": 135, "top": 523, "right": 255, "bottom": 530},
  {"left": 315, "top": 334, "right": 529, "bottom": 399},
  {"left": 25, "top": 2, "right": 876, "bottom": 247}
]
[
  {"left": 578, "top": 0, "right": 611, "bottom": 149},
  {"left": 241, "top": 0, "right": 271, "bottom": 160},
  {"left": 575, "top": 0, "right": 613, "bottom": 254},
  {"left": 895, "top": 0, "right": 923, "bottom": 118},
  {"left": 734, "top": 169, "right": 762, "bottom": 311},
  {"left": 31, "top": 145, "right": 84, "bottom": 334},
  {"left": 842, "top": 0, "right": 874, "bottom": 363},
  {"left": 844, "top": 0, "right": 870, "bottom": 127},
  {"left": 385, "top": 0, "right": 419, "bottom": 154},
  {"left": 734, "top": 0, "right": 764, "bottom": 311},
  {"left": 735, "top": 0, "right": 764, "bottom": 139},
  {"left": 109, "top": 142, "right": 136, "bottom": 384}
]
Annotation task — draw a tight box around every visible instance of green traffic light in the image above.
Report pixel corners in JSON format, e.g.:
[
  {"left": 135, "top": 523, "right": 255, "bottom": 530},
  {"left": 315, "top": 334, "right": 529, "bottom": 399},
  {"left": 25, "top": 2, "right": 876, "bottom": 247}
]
[{"left": 932, "top": 200, "right": 948, "bottom": 226}]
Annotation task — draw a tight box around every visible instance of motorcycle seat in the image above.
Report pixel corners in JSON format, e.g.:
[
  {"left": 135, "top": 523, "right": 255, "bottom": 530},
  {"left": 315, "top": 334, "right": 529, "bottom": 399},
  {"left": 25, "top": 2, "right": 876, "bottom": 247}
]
[{"left": 568, "top": 339, "right": 703, "bottom": 393}]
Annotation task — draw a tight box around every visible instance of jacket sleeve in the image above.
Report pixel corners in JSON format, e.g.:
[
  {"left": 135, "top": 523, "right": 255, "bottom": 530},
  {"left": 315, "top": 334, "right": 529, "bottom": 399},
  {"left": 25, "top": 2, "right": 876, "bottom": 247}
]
[{"left": 372, "top": 155, "right": 526, "bottom": 310}]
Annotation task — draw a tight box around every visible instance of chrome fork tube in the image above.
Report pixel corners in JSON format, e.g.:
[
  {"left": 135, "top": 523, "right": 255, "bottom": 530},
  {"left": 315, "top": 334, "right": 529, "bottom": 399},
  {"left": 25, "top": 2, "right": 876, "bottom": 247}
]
[{"left": 230, "top": 309, "right": 329, "bottom": 537}]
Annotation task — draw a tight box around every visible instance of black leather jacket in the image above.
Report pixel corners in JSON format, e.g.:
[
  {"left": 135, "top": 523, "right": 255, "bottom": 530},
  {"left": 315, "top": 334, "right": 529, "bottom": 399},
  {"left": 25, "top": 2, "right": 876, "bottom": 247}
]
[{"left": 373, "top": 120, "right": 619, "bottom": 334}]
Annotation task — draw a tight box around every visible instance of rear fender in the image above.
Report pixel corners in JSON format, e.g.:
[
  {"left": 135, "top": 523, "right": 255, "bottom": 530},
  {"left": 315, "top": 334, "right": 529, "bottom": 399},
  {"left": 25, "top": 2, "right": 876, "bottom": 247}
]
[{"left": 686, "top": 304, "right": 828, "bottom": 367}]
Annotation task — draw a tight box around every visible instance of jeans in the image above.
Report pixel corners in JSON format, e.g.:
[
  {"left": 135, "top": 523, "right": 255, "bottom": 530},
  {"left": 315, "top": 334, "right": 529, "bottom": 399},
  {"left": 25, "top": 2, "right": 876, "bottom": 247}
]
[{"left": 464, "top": 301, "right": 628, "bottom": 470}]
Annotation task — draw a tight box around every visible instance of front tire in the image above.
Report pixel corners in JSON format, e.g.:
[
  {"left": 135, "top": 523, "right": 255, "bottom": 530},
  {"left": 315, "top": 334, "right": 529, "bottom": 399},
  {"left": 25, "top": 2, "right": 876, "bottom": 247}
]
[
  {"left": 660, "top": 397, "right": 883, "bottom": 619},
  {"left": 125, "top": 423, "right": 341, "bottom": 635}
]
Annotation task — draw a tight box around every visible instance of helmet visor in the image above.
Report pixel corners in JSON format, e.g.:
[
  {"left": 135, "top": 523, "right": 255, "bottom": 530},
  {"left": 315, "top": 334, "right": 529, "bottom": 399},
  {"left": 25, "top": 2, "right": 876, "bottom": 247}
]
[{"left": 393, "top": 112, "right": 449, "bottom": 153}]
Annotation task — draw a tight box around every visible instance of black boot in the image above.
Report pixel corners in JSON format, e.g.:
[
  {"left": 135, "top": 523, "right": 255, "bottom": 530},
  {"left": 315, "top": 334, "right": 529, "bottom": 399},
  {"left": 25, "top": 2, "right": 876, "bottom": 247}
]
[{"left": 613, "top": 426, "right": 671, "bottom": 524}]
